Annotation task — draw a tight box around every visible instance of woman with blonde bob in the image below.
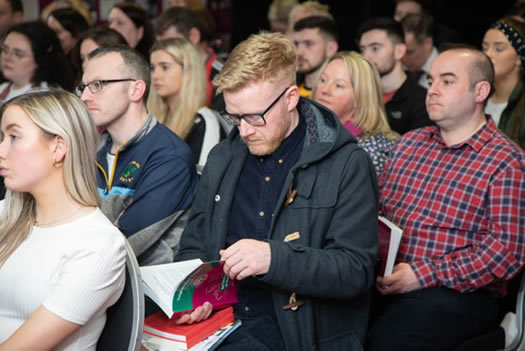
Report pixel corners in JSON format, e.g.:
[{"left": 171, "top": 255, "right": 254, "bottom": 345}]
[
  {"left": 148, "top": 38, "right": 223, "bottom": 170},
  {"left": 313, "top": 51, "right": 398, "bottom": 175},
  {"left": 0, "top": 90, "right": 126, "bottom": 349}
]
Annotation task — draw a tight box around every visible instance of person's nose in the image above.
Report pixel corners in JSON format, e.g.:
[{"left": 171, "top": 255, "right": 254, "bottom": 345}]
[
  {"left": 80, "top": 85, "right": 92, "bottom": 103},
  {"left": 151, "top": 68, "right": 161, "bottom": 80},
  {"left": 484, "top": 46, "right": 495, "bottom": 60},
  {"left": 238, "top": 118, "right": 255, "bottom": 138},
  {"left": 1, "top": 51, "right": 13, "bottom": 63},
  {"left": 320, "top": 81, "right": 332, "bottom": 96},
  {"left": 427, "top": 81, "right": 439, "bottom": 97},
  {"left": 295, "top": 45, "right": 306, "bottom": 57},
  {"left": 362, "top": 49, "right": 372, "bottom": 61},
  {"left": 0, "top": 137, "right": 8, "bottom": 160}
]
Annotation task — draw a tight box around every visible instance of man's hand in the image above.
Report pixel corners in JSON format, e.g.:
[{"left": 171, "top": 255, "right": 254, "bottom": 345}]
[
  {"left": 220, "top": 239, "right": 271, "bottom": 280},
  {"left": 173, "top": 302, "right": 213, "bottom": 325},
  {"left": 376, "top": 262, "right": 422, "bottom": 295}
]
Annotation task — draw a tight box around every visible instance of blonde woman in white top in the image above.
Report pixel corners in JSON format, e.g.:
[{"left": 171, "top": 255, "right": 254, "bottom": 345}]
[{"left": 0, "top": 90, "right": 126, "bottom": 350}]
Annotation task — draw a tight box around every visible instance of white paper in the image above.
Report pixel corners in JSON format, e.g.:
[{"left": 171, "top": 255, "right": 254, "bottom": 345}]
[
  {"left": 378, "top": 216, "right": 403, "bottom": 277},
  {"left": 141, "top": 259, "right": 203, "bottom": 316}
]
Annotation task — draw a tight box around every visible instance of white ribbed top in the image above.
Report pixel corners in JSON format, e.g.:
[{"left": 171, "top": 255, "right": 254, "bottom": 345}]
[{"left": 0, "top": 207, "right": 126, "bottom": 350}]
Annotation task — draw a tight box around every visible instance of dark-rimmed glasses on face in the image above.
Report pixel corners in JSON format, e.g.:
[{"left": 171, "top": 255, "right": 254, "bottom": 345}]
[
  {"left": 221, "top": 86, "right": 290, "bottom": 127},
  {"left": 75, "top": 79, "right": 137, "bottom": 97}
]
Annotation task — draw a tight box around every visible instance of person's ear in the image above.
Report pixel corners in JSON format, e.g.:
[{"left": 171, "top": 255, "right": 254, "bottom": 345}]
[
  {"left": 52, "top": 136, "right": 67, "bottom": 165},
  {"left": 286, "top": 85, "right": 300, "bottom": 112},
  {"left": 129, "top": 80, "right": 147, "bottom": 102},
  {"left": 394, "top": 43, "right": 407, "bottom": 61},
  {"left": 13, "top": 11, "right": 23, "bottom": 25},
  {"left": 188, "top": 27, "right": 201, "bottom": 46},
  {"left": 137, "top": 25, "right": 144, "bottom": 42},
  {"left": 326, "top": 41, "right": 338, "bottom": 57},
  {"left": 424, "top": 37, "right": 433, "bottom": 50},
  {"left": 474, "top": 81, "right": 491, "bottom": 104}
]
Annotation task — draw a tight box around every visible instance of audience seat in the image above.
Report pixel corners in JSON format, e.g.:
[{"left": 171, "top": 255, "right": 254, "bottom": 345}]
[
  {"left": 97, "top": 239, "right": 144, "bottom": 351},
  {"left": 451, "top": 270, "right": 525, "bottom": 351}
]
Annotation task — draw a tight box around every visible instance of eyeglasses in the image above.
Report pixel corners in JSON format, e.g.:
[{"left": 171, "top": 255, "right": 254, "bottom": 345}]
[
  {"left": 0, "top": 45, "right": 29, "bottom": 60},
  {"left": 75, "top": 79, "right": 136, "bottom": 97},
  {"left": 221, "top": 87, "right": 290, "bottom": 127}
]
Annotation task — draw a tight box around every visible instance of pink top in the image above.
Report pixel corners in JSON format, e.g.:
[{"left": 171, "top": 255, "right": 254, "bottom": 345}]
[{"left": 343, "top": 120, "right": 362, "bottom": 137}]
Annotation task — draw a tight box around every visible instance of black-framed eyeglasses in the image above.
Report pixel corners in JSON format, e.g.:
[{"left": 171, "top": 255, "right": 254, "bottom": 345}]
[
  {"left": 75, "top": 79, "right": 137, "bottom": 97},
  {"left": 221, "top": 87, "right": 290, "bottom": 127}
]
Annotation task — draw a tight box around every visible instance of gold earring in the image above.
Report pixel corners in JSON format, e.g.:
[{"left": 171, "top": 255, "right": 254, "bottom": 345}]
[{"left": 53, "top": 156, "right": 63, "bottom": 168}]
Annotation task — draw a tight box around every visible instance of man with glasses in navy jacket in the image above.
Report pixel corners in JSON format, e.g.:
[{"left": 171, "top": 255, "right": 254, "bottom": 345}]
[{"left": 79, "top": 45, "right": 197, "bottom": 265}]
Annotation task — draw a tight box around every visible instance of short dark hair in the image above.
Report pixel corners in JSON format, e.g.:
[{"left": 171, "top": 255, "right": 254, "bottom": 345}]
[
  {"left": 112, "top": 2, "right": 154, "bottom": 59},
  {"left": 155, "top": 6, "right": 199, "bottom": 39},
  {"left": 394, "top": 0, "right": 431, "bottom": 14},
  {"left": 401, "top": 13, "right": 434, "bottom": 44},
  {"left": 7, "top": 21, "right": 74, "bottom": 91},
  {"left": 193, "top": 8, "right": 216, "bottom": 43},
  {"left": 71, "top": 25, "right": 128, "bottom": 79},
  {"left": 77, "top": 25, "right": 128, "bottom": 48},
  {"left": 49, "top": 8, "right": 89, "bottom": 39},
  {"left": 88, "top": 45, "right": 151, "bottom": 102},
  {"left": 357, "top": 17, "right": 405, "bottom": 45},
  {"left": 293, "top": 16, "right": 338, "bottom": 42},
  {"left": 7, "top": 0, "right": 23, "bottom": 14}
]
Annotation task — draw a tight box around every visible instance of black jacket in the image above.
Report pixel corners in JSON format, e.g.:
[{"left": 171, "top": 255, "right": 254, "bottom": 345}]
[{"left": 385, "top": 74, "right": 433, "bottom": 135}]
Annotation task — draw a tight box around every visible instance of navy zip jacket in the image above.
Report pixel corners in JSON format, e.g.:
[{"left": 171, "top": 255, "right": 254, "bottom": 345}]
[{"left": 97, "top": 113, "right": 198, "bottom": 264}]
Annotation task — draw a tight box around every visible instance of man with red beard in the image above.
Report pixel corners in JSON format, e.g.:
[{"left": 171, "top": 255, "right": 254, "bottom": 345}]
[
  {"left": 175, "top": 32, "right": 378, "bottom": 350},
  {"left": 358, "top": 17, "right": 431, "bottom": 135},
  {"left": 292, "top": 16, "right": 338, "bottom": 99}
]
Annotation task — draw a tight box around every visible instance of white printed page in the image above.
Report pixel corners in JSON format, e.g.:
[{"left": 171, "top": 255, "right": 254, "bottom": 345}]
[{"left": 141, "top": 259, "right": 203, "bottom": 316}]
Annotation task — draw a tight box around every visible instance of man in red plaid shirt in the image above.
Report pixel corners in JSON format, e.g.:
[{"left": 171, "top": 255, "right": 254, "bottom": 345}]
[{"left": 367, "top": 47, "right": 525, "bottom": 350}]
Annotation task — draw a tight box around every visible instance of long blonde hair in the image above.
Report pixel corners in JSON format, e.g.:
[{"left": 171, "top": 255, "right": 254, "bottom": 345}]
[
  {"left": 315, "top": 51, "right": 397, "bottom": 141},
  {"left": 148, "top": 38, "right": 206, "bottom": 139},
  {"left": 0, "top": 90, "right": 99, "bottom": 267}
]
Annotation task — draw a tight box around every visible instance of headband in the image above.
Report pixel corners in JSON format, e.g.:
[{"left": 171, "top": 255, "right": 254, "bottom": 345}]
[{"left": 491, "top": 21, "right": 525, "bottom": 71}]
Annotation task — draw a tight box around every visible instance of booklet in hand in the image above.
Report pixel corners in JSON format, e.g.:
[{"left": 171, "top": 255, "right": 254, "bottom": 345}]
[
  {"left": 377, "top": 216, "right": 403, "bottom": 277},
  {"left": 141, "top": 259, "right": 238, "bottom": 318}
]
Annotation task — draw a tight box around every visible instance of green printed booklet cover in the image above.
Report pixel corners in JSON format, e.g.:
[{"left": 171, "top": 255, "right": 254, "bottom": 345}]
[{"left": 141, "top": 259, "right": 238, "bottom": 318}]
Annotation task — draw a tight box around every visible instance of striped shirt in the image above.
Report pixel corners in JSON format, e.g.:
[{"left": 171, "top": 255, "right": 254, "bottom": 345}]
[{"left": 379, "top": 118, "right": 525, "bottom": 296}]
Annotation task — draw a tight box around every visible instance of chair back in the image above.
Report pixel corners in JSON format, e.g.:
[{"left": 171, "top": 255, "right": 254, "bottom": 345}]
[
  {"left": 97, "top": 240, "right": 144, "bottom": 351},
  {"left": 506, "top": 270, "right": 525, "bottom": 350},
  {"left": 450, "top": 270, "right": 525, "bottom": 351}
]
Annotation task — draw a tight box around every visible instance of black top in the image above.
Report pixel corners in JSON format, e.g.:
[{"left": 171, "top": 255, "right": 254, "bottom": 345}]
[{"left": 385, "top": 73, "right": 433, "bottom": 135}]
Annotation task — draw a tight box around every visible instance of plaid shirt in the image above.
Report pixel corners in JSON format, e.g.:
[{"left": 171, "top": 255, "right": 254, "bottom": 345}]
[{"left": 380, "top": 118, "right": 525, "bottom": 296}]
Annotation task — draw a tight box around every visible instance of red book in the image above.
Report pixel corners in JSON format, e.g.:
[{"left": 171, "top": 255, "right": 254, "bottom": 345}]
[
  {"left": 143, "top": 306, "right": 235, "bottom": 350},
  {"left": 377, "top": 216, "right": 403, "bottom": 277}
]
